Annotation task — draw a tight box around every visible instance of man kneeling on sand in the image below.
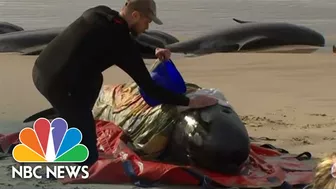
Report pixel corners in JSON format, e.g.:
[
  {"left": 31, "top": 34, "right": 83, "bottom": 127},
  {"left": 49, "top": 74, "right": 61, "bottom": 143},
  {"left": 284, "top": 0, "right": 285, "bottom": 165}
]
[{"left": 31, "top": 0, "right": 218, "bottom": 167}]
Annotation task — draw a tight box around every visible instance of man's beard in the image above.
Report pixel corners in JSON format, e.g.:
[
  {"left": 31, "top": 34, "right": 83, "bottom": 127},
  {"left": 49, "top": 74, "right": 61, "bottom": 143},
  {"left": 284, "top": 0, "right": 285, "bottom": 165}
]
[{"left": 129, "top": 26, "right": 139, "bottom": 37}]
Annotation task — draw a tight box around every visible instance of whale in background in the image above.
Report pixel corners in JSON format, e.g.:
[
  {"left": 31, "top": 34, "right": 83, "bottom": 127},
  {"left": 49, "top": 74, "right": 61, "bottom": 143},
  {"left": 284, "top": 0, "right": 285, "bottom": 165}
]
[
  {"left": 0, "top": 22, "right": 24, "bottom": 34},
  {"left": 166, "top": 20, "right": 325, "bottom": 55}
]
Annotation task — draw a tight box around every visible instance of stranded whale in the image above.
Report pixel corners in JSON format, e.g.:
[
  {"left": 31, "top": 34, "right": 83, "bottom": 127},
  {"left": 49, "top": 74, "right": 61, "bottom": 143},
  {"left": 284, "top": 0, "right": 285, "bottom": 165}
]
[
  {"left": 166, "top": 21, "right": 325, "bottom": 55},
  {"left": 0, "top": 26, "right": 177, "bottom": 57},
  {"left": 0, "top": 22, "right": 24, "bottom": 34}
]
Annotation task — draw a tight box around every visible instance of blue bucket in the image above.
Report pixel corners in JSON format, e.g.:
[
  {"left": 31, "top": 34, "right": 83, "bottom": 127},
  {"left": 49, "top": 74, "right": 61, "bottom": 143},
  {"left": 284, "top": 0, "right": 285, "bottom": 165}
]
[{"left": 139, "top": 59, "right": 187, "bottom": 107}]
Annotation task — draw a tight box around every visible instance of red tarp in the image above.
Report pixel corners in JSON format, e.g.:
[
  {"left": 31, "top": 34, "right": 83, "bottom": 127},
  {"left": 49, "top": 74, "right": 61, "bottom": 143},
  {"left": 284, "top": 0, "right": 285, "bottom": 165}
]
[{"left": 0, "top": 120, "right": 314, "bottom": 188}]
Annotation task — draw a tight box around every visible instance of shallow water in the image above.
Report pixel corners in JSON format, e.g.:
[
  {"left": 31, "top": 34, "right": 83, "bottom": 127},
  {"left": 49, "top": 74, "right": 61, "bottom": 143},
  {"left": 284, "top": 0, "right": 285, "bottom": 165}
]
[{"left": 0, "top": 0, "right": 335, "bottom": 40}]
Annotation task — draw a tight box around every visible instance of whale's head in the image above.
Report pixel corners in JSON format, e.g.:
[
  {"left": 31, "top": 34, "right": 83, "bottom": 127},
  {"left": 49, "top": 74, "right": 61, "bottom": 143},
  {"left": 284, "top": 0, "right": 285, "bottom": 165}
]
[{"left": 168, "top": 90, "right": 250, "bottom": 174}]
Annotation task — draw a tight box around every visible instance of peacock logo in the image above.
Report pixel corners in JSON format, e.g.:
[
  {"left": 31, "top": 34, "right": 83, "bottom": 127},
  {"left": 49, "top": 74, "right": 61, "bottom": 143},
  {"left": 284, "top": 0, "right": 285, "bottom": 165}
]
[{"left": 12, "top": 118, "right": 89, "bottom": 163}]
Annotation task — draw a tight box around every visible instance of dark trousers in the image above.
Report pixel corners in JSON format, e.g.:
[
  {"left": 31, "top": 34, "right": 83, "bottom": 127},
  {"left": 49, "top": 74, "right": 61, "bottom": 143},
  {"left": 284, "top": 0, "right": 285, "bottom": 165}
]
[{"left": 32, "top": 67, "right": 103, "bottom": 166}]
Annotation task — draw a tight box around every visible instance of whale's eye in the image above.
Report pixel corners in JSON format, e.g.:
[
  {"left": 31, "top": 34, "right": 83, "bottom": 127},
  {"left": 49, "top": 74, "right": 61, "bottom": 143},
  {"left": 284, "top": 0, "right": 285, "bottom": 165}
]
[{"left": 221, "top": 107, "right": 231, "bottom": 114}]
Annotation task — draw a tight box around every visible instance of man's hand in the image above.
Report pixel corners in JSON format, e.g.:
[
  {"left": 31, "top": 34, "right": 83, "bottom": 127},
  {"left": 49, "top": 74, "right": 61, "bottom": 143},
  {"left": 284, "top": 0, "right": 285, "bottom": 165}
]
[{"left": 155, "top": 48, "right": 171, "bottom": 61}]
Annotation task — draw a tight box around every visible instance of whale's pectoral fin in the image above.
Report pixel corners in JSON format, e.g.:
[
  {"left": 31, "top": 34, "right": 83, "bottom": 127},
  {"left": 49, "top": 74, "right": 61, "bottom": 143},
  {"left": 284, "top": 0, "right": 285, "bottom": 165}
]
[
  {"left": 23, "top": 108, "right": 59, "bottom": 124},
  {"left": 232, "top": 18, "right": 254, "bottom": 24},
  {"left": 238, "top": 36, "right": 271, "bottom": 51}
]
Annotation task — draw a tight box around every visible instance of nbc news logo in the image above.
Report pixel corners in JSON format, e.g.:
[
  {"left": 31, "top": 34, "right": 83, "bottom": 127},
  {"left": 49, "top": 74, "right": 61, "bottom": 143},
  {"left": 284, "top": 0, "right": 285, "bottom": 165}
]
[{"left": 11, "top": 118, "right": 89, "bottom": 179}]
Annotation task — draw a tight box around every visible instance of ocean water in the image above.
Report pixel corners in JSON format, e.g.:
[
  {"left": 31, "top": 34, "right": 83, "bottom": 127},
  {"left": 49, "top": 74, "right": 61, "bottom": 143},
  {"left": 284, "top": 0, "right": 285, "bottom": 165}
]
[{"left": 0, "top": 0, "right": 335, "bottom": 40}]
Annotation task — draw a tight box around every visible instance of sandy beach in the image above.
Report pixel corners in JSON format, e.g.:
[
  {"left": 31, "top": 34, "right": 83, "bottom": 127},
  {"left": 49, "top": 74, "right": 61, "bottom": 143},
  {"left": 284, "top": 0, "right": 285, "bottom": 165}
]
[
  {"left": 0, "top": 0, "right": 335, "bottom": 187},
  {"left": 0, "top": 49, "right": 335, "bottom": 188}
]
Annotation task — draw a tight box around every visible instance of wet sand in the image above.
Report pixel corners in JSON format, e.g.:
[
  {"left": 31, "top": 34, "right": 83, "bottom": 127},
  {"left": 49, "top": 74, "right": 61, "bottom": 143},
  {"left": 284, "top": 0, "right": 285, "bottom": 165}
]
[{"left": 0, "top": 49, "right": 335, "bottom": 188}]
